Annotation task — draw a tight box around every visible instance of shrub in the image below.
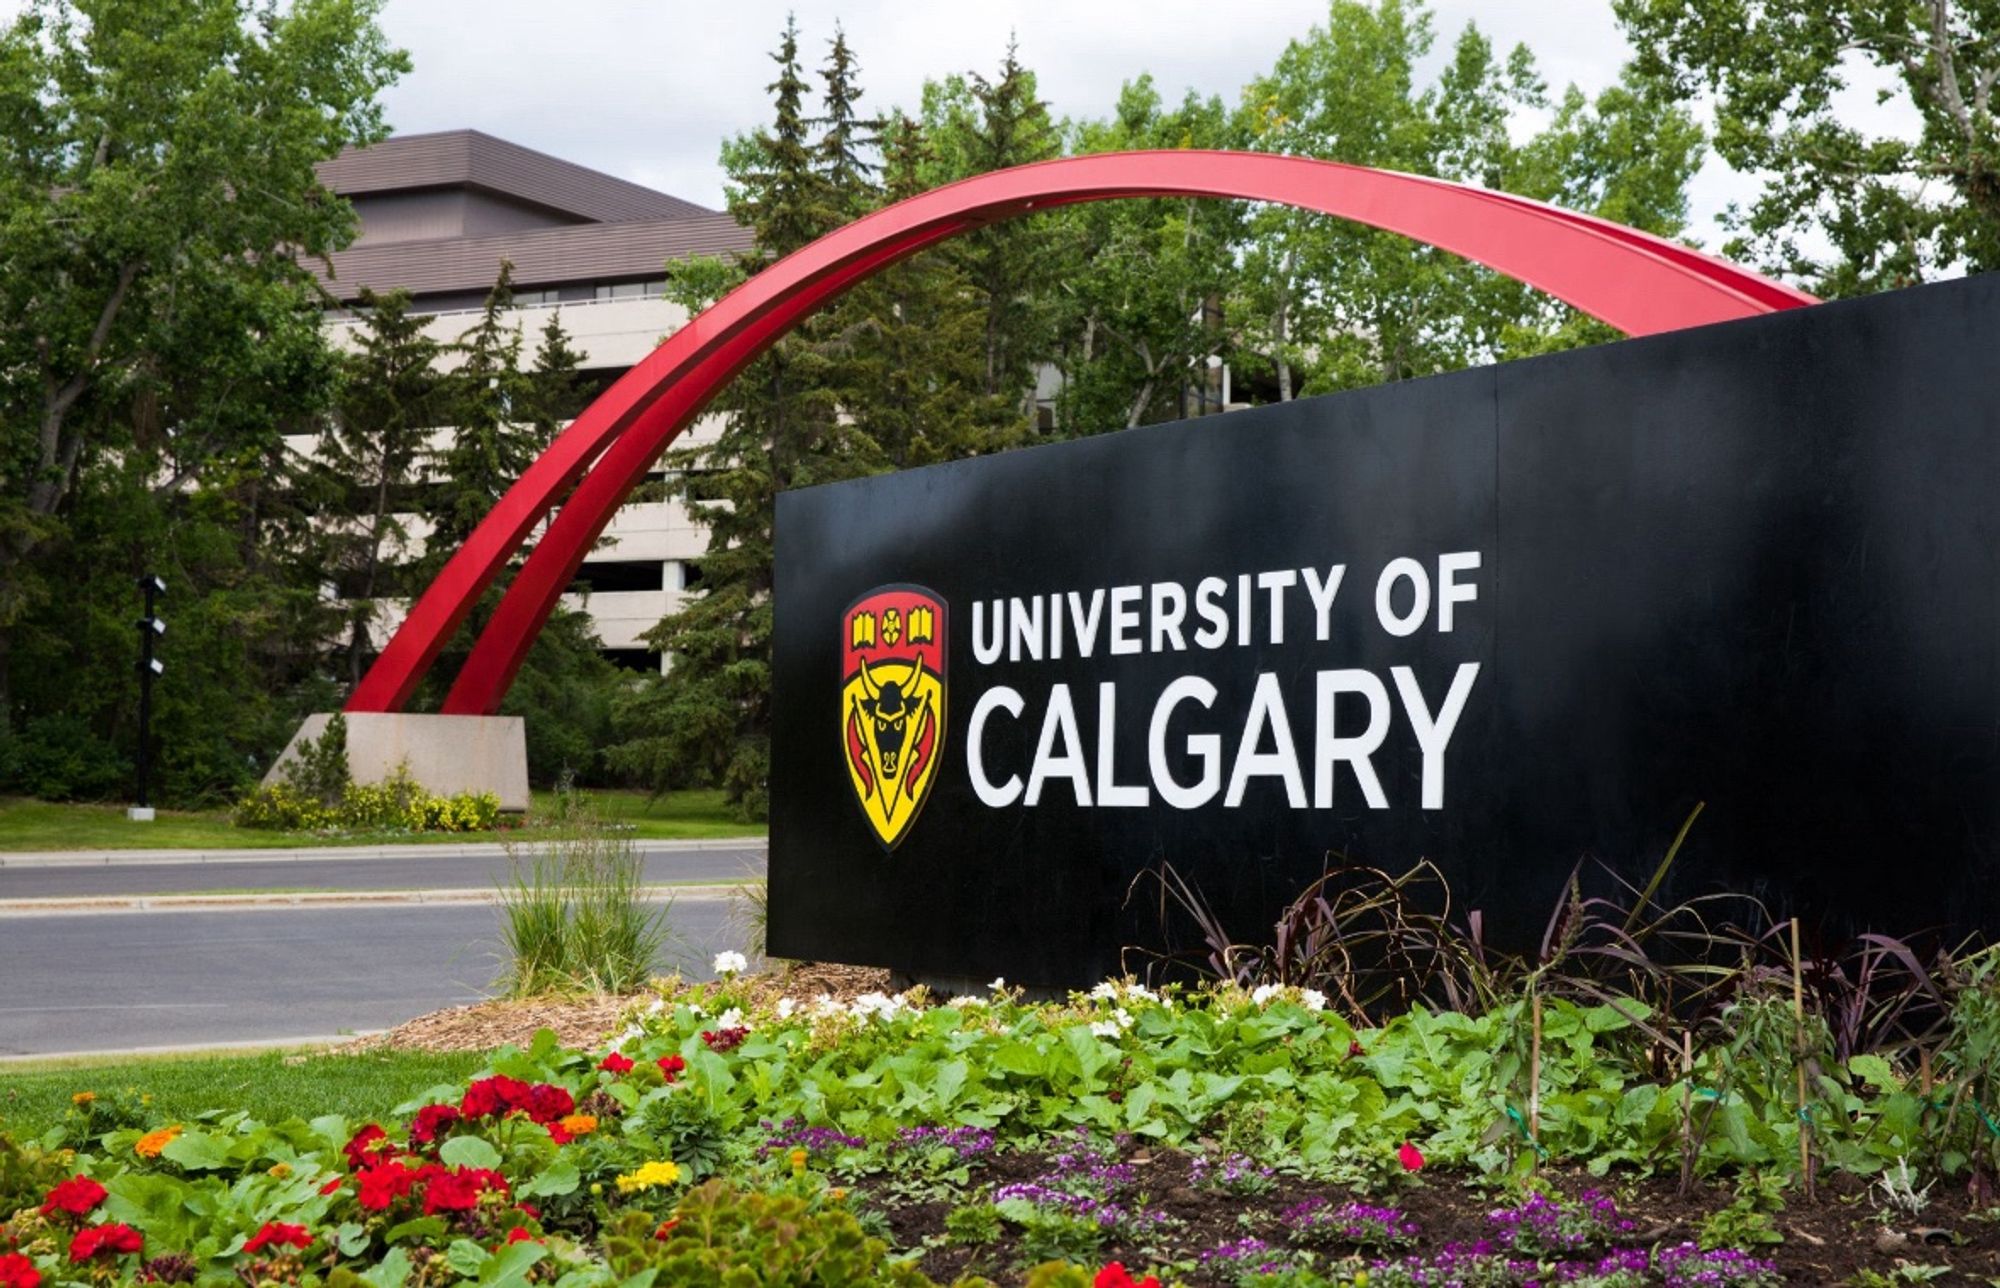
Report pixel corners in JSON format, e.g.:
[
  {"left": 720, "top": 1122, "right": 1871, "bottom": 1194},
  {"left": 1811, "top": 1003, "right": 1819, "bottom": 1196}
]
[
  {"left": 231, "top": 763, "right": 500, "bottom": 834},
  {"left": 601, "top": 1181, "right": 949, "bottom": 1287}
]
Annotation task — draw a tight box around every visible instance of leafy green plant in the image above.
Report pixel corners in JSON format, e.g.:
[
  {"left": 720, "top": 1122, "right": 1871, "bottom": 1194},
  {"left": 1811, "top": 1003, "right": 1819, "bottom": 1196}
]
[
  {"left": 601, "top": 1182, "right": 941, "bottom": 1286},
  {"left": 946, "top": 1202, "right": 1003, "bottom": 1246},
  {"left": 1698, "top": 1172, "right": 1787, "bottom": 1250}
]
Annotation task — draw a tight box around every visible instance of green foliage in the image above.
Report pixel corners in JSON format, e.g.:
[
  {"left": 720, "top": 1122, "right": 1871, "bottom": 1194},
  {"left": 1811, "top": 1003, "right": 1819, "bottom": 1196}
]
[
  {"left": 1616, "top": 0, "right": 2000, "bottom": 294},
  {"left": 285, "top": 713, "right": 353, "bottom": 806},
  {"left": 231, "top": 767, "right": 498, "bottom": 834},
  {"left": 0, "top": 0, "right": 404, "bottom": 802},
  {"left": 603, "top": 1181, "right": 937, "bottom": 1286},
  {"left": 1698, "top": 1172, "right": 1788, "bottom": 1249},
  {"left": 0, "top": 1133, "right": 69, "bottom": 1222},
  {"left": 497, "top": 825, "right": 667, "bottom": 996},
  {"left": 944, "top": 1201, "right": 1003, "bottom": 1246}
]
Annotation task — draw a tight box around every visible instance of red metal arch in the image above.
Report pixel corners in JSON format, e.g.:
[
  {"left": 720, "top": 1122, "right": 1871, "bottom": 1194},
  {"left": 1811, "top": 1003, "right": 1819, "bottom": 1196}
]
[{"left": 345, "top": 150, "right": 1816, "bottom": 716}]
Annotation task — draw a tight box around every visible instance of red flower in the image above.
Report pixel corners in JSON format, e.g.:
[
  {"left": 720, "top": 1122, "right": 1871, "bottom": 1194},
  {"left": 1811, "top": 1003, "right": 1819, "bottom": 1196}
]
[
  {"left": 700, "top": 1027, "right": 749, "bottom": 1053},
  {"left": 68, "top": 1224, "right": 142, "bottom": 1263},
  {"left": 356, "top": 1160, "right": 425, "bottom": 1212},
  {"left": 521, "top": 1083, "right": 573, "bottom": 1125},
  {"left": 598, "top": 1052, "right": 634, "bottom": 1074},
  {"left": 422, "top": 1166, "right": 508, "bottom": 1215},
  {"left": 319, "top": 1177, "right": 344, "bottom": 1196},
  {"left": 242, "top": 1223, "right": 312, "bottom": 1255},
  {"left": 0, "top": 1252, "right": 40, "bottom": 1288},
  {"left": 1398, "top": 1141, "right": 1425, "bottom": 1172},
  {"left": 503, "top": 1228, "right": 538, "bottom": 1246},
  {"left": 657, "top": 1054, "right": 686, "bottom": 1082},
  {"left": 460, "top": 1075, "right": 531, "bottom": 1120},
  {"left": 653, "top": 1217, "right": 680, "bottom": 1241},
  {"left": 516, "top": 1203, "right": 541, "bottom": 1221},
  {"left": 546, "top": 1122, "right": 573, "bottom": 1145},
  {"left": 39, "top": 1176, "right": 107, "bottom": 1219},
  {"left": 1349, "top": 1040, "right": 1366, "bottom": 1058},
  {"left": 1094, "top": 1264, "right": 1161, "bottom": 1288},
  {"left": 343, "top": 1124, "right": 396, "bottom": 1170},
  {"left": 410, "top": 1103, "right": 461, "bottom": 1145}
]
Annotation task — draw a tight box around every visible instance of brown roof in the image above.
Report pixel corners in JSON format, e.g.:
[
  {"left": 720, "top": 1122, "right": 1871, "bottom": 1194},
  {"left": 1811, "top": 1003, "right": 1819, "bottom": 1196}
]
[
  {"left": 318, "top": 129, "right": 716, "bottom": 223},
  {"left": 313, "top": 212, "right": 755, "bottom": 301}
]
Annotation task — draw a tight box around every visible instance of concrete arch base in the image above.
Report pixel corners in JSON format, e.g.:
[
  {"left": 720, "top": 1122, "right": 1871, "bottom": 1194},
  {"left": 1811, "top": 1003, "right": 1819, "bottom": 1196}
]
[{"left": 264, "top": 713, "right": 530, "bottom": 813}]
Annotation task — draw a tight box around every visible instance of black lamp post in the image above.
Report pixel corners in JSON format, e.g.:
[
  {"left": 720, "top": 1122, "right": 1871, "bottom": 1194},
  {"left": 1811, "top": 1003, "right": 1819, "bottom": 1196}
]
[{"left": 132, "top": 573, "right": 165, "bottom": 822}]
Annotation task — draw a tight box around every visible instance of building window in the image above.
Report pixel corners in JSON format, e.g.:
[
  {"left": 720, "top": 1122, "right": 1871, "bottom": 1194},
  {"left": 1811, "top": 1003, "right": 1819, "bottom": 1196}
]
[
  {"left": 512, "top": 287, "right": 560, "bottom": 307},
  {"left": 593, "top": 280, "right": 667, "bottom": 302},
  {"left": 601, "top": 648, "right": 662, "bottom": 673},
  {"left": 570, "top": 560, "right": 666, "bottom": 594}
]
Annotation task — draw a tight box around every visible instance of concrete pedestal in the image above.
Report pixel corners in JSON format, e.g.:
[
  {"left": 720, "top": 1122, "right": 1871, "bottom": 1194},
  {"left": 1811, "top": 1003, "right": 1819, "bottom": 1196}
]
[{"left": 266, "top": 713, "right": 531, "bottom": 813}]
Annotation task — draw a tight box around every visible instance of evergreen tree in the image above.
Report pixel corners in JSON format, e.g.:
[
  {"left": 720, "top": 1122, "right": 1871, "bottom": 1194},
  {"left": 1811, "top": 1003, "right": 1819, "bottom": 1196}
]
[
  {"left": 426, "top": 261, "right": 535, "bottom": 563},
  {"left": 319, "top": 288, "right": 445, "bottom": 688},
  {"left": 919, "top": 43, "right": 1066, "bottom": 415},
  {"left": 609, "top": 18, "right": 874, "bottom": 817},
  {"left": 524, "top": 309, "right": 586, "bottom": 448}
]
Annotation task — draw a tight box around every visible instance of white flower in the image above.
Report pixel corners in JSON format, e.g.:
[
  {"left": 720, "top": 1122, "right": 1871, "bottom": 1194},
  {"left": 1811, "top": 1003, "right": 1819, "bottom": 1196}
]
[
  {"left": 1089, "top": 1009, "right": 1133, "bottom": 1039},
  {"left": 1251, "top": 983, "right": 1283, "bottom": 1006},
  {"left": 613, "top": 1024, "right": 644, "bottom": 1046},
  {"left": 1122, "top": 982, "right": 1160, "bottom": 1004},
  {"left": 1089, "top": 981, "right": 1120, "bottom": 1001},
  {"left": 776, "top": 997, "right": 798, "bottom": 1020},
  {"left": 988, "top": 976, "right": 1007, "bottom": 992},
  {"left": 712, "top": 950, "right": 749, "bottom": 976},
  {"left": 717, "top": 1007, "right": 747, "bottom": 1031},
  {"left": 1300, "top": 988, "right": 1328, "bottom": 1012},
  {"left": 644, "top": 997, "right": 666, "bottom": 1015},
  {"left": 850, "top": 991, "right": 910, "bottom": 1022},
  {"left": 813, "top": 993, "right": 842, "bottom": 1017}
]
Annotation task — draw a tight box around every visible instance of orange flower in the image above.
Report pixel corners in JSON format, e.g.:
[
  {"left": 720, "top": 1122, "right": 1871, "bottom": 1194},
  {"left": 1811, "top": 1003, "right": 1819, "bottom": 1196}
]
[
  {"left": 557, "top": 1113, "right": 597, "bottom": 1137},
  {"left": 70, "top": 1092, "right": 95, "bottom": 1106},
  {"left": 135, "top": 1125, "right": 182, "bottom": 1158}
]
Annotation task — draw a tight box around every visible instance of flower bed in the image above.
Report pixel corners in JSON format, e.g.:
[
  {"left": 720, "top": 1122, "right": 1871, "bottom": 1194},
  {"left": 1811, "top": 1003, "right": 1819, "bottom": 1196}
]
[{"left": 2, "top": 969, "right": 1995, "bottom": 1285}]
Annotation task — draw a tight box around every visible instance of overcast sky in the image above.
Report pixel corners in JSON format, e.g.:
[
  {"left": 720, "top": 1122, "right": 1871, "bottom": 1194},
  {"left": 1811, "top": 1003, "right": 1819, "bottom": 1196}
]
[{"left": 371, "top": 0, "right": 1767, "bottom": 248}]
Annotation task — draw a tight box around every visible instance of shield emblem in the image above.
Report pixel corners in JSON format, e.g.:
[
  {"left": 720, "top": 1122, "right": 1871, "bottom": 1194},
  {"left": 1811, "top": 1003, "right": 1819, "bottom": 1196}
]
[{"left": 841, "top": 585, "right": 946, "bottom": 849}]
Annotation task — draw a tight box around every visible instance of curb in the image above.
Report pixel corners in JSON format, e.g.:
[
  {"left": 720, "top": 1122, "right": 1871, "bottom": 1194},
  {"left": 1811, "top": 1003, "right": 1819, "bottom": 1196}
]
[
  {"left": 0, "top": 1034, "right": 380, "bottom": 1065},
  {"left": 0, "top": 883, "right": 751, "bottom": 916},
  {"left": 0, "top": 837, "right": 767, "bottom": 869}
]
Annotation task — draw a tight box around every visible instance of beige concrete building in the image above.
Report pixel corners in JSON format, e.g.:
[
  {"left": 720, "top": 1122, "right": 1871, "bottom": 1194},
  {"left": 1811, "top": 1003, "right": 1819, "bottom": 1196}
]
[{"left": 305, "top": 130, "right": 754, "bottom": 671}]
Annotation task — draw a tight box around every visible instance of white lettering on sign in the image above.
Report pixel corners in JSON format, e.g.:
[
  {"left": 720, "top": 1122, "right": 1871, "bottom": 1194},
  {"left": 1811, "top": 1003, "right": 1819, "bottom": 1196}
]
[{"left": 962, "top": 550, "right": 1486, "bottom": 812}]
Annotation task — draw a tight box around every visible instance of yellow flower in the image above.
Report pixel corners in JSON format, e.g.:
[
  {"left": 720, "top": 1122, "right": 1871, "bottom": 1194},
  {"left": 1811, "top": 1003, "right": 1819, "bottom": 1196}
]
[
  {"left": 614, "top": 1160, "right": 682, "bottom": 1194},
  {"left": 268, "top": 1163, "right": 292, "bottom": 1179},
  {"left": 789, "top": 1148, "right": 808, "bottom": 1176},
  {"left": 135, "top": 1124, "right": 183, "bottom": 1158},
  {"left": 71, "top": 1091, "right": 96, "bottom": 1106},
  {"left": 828, "top": 1187, "right": 848, "bottom": 1201},
  {"left": 558, "top": 1113, "right": 598, "bottom": 1137}
]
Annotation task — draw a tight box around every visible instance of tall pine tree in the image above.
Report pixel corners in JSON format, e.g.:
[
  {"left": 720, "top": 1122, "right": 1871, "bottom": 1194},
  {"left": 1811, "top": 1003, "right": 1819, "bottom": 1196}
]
[{"left": 610, "top": 18, "right": 868, "bottom": 816}]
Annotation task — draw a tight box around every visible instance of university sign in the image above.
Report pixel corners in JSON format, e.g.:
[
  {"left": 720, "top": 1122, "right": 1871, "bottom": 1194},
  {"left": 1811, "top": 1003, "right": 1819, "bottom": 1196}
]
[{"left": 769, "top": 274, "right": 2000, "bottom": 988}]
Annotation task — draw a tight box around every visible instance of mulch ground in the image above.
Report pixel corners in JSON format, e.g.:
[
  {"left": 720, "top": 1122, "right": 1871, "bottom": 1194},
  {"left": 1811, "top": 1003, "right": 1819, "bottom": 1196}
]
[
  {"left": 349, "top": 962, "right": 894, "bottom": 1053},
  {"left": 871, "top": 1137, "right": 2000, "bottom": 1286}
]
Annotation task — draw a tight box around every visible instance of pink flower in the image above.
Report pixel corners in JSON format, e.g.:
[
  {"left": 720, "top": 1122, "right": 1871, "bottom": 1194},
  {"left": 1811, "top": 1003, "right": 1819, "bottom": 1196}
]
[{"left": 1398, "top": 1141, "right": 1425, "bottom": 1172}]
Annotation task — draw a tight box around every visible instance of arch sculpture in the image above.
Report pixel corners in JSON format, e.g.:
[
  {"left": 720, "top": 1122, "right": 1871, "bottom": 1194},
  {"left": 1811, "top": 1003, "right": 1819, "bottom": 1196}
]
[{"left": 343, "top": 150, "right": 1817, "bottom": 716}]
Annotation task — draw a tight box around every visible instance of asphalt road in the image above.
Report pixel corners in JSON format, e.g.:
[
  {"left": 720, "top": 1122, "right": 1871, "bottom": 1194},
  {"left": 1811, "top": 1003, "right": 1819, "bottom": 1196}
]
[
  {"left": 0, "top": 896, "right": 747, "bottom": 1057},
  {"left": 0, "top": 842, "right": 765, "bottom": 900}
]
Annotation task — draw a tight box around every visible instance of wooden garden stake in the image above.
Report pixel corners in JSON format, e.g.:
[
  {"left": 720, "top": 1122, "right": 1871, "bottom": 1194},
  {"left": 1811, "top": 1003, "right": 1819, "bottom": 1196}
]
[
  {"left": 1529, "top": 987, "right": 1543, "bottom": 1148},
  {"left": 1679, "top": 1029, "right": 1695, "bottom": 1197},
  {"left": 1791, "top": 916, "right": 1815, "bottom": 1200}
]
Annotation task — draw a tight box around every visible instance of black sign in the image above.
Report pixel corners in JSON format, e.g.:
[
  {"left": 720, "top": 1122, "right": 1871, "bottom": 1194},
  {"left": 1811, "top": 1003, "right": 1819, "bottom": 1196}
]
[{"left": 769, "top": 275, "right": 2000, "bottom": 988}]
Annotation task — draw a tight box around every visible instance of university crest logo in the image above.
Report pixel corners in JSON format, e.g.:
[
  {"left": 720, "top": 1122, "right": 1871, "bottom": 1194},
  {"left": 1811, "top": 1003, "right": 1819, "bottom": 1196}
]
[{"left": 841, "top": 585, "right": 946, "bottom": 849}]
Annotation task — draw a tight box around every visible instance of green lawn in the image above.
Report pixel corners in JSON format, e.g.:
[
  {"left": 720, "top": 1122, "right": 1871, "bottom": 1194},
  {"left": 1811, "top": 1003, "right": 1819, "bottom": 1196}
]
[
  {"left": 0, "top": 1047, "right": 490, "bottom": 1140},
  {"left": 0, "top": 789, "right": 763, "bottom": 852}
]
